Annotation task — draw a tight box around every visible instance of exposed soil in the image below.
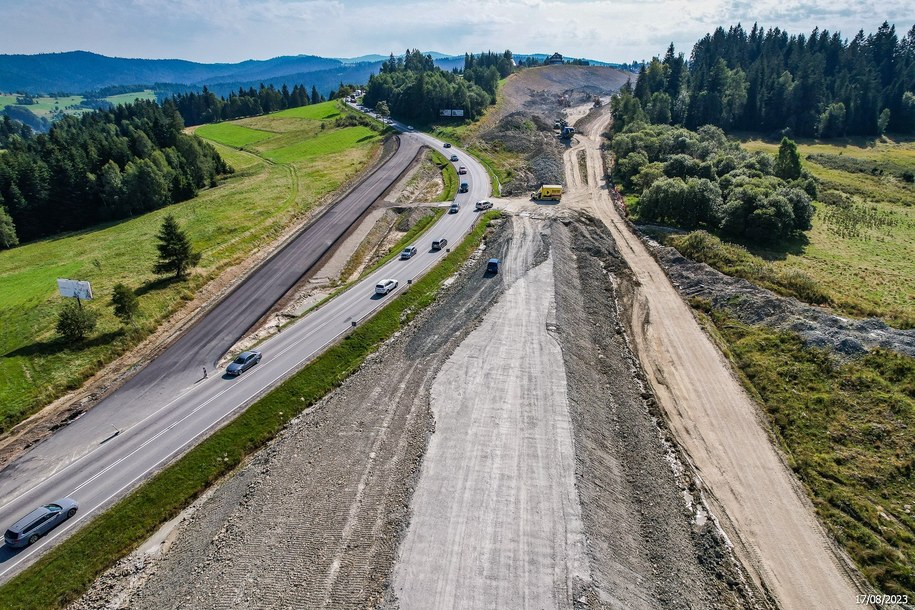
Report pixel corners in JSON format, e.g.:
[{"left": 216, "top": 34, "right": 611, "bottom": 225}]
[
  {"left": 468, "top": 65, "right": 628, "bottom": 196},
  {"left": 551, "top": 216, "right": 761, "bottom": 609},
  {"left": 564, "top": 106, "right": 869, "bottom": 609},
  {"left": 389, "top": 149, "right": 446, "bottom": 204}
]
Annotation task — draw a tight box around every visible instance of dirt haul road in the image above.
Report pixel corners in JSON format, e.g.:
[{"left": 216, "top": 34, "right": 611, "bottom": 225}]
[{"left": 563, "top": 108, "right": 866, "bottom": 609}]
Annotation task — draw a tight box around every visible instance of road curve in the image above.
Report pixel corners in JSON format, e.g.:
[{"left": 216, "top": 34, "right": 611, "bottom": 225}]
[{"left": 0, "top": 118, "right": 491, "bottom": 582}]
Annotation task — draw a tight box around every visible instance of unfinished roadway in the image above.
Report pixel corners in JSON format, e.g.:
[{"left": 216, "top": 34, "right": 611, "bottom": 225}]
[{"left": 561, "top": 107, "right": 866, "bottom": 609}]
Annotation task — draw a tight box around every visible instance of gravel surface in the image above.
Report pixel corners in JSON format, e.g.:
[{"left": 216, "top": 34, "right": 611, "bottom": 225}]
[
  {"left": 392, "top": 218, "right": 592, "bottom": 609},
  {"left": 552, "top": 217, "right": 763, "bottom": 609},
  {"left": 651, "top": 244, "right": 915, "bottom": 358}
]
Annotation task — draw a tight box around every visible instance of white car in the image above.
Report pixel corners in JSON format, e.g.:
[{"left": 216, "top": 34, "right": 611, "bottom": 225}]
[
  {"left": 475, "top": 200, "right": 493, "bottom": 211},
  {"left": 375, "top": 279, "right": 398, "bottom": 295}
]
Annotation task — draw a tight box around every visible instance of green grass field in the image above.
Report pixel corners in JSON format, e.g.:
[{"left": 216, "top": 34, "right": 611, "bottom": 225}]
[
  {"left": 102, "top": 90, "right": 157, "bottom": 106},
  {"left": 740, "top": 138, "right": 915, "bottom": 327},
  {"left": 195, "top": 123, "right": 275, "bottom": 148},
  {"left": 1, "top": 90, "right": 157, "bottom": 119},
  {"left": 0, "top": 101, "right": 383, "bottom": 432}
]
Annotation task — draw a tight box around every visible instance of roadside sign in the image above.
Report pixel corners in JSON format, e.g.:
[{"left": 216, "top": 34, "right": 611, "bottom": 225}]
[{"left": 57, "top": 279, "right": 93, "bottom": 300}]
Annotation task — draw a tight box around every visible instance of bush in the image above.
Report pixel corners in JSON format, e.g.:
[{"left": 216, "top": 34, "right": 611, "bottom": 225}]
[{"left": 56, "top": 301, "right": 98, "bottom": 343}]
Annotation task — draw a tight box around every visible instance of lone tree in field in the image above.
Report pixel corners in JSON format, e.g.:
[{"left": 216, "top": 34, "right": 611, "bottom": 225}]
[
  {"left": 153, "top": 214, "right": 200, "bottom": 279},
  {"left": 110, "top": 283, "right": 139, "bottom": 325},
  {"left": 774, "top": 137, "right": 802, "bottom": 181},
  {"left": 56, "top": 301, "right": 98, "bottom": 343}
]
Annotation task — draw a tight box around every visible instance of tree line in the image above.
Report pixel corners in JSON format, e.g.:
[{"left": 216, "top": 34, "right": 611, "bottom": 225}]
[
  {"left": 611, "top": 122, "right": 815, "bottom": 244},
  {"left": 624, "top": 21, "right": 915, "bottom": 137},
  {"left": 363, "top": 49, "right": 512, "bottom": 123},
  {"left": 0, "top": 99, "right": 229, "bottom": 247},
  {"left": 168, "top": 83, "right": 325, "bottom": 126}
]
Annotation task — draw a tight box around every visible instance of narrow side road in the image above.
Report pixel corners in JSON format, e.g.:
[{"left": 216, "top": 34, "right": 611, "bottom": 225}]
[{"left": 563, "top": 109, "right": 866, "bottom": 609}]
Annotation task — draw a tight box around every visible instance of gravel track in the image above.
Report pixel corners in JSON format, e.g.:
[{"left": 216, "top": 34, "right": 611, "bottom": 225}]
[{"left": 564, "top": 107, "right": 868, "bottom": 609}]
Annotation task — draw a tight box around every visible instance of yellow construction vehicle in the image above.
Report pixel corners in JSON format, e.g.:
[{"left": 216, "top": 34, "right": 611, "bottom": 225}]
[{"left": 531, "top": 184, "right": 563, "bottom": 201}]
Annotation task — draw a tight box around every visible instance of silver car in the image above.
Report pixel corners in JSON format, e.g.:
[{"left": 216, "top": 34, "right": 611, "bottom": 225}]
[
  {"left": 5, "top": 498, "right": 79, "bottom": 548},
  {"left": 226, "top": 350, "right": 261, "bottom": 376}
]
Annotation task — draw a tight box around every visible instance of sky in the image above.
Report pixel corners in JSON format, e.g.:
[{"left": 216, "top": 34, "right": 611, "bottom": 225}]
[{"left": 2, "top": 0, "right": 913, "bottom": 64}]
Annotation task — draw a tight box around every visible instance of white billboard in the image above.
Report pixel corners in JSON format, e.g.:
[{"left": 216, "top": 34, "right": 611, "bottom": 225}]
[
  {"left": 57, "top": 279, "right": 93, "bottom": 300},
  {"left": 440, "top": 109, "right": 452, "bottom": 117},
  {"left": 452, "top": 109, "right": 464, "bottom": 117},
  {"left": 439, "top": 109, "right": 465, "bottom": 117}
]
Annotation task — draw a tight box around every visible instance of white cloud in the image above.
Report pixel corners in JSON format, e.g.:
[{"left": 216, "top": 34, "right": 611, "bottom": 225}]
[{"left": 0, "top": 0, "right": 911, "bottom": 62}]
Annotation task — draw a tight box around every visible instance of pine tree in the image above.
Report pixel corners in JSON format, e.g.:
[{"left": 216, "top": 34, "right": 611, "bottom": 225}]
[
  {"left": 153, "top": 214, "right": 200, "bottom": 279},
  {"left": 310, "top": 85, "right": 321, "bottom": 105},
  {"left": 774, "top": 137, "right": 802, "bottom": 180},
  {"left": 110, "top": 283, "right": 139, "bottom": 324}
]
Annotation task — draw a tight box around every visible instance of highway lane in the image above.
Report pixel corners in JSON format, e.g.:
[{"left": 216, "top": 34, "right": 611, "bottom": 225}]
[
  {"left": 0, "top": 124, "right": 491, "bottom": 582},
  {"left": 0, "top": 132, "right": 423, "bottom": 501}
]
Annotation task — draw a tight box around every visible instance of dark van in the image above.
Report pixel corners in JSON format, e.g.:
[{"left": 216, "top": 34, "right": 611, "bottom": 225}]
[{"left": 486, "top": 258, "right": 500, "bottom": 274}]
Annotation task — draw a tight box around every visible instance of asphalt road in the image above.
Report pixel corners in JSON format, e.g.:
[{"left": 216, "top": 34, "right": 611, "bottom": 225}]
[{"left": 0, "top": 116, "right": 491, "bottom": 582}]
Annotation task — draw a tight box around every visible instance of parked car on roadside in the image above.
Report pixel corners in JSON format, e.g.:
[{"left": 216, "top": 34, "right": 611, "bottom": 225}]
[
  {"left": 375, "top": 278, "right": 398, "bottom": 295},
  {"left": 5, "top": 498, "right": 79, "bottom": 548},
  {"left": 486, "top": 258, "right": 501, "bottom": 274},
  {"left": 226, "top": 350, "right": 261, "bottom": 376}
]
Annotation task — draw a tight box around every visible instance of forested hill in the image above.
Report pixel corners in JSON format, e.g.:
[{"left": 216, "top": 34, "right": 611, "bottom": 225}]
[
  {"left": 364, "top": 50, "right": 512, "bottom": 123},
  {"left": 625, "top": 21, "right": 915, "bottom": 137},
  {"left": 0, "top": 100, "right": 229, "bottom": 247}
]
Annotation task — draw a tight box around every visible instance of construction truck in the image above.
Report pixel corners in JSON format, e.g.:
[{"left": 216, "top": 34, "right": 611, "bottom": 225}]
[{"left": 531, "top": 184, "right": 563, "bottom": 201}]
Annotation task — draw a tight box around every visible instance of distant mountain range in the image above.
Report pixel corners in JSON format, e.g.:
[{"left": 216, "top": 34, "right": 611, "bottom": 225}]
[
  {"left": 0, "top": 50, "right": 624, "bottom": 99},
  {"left": 0, "top": 51, "right": 465, "bottom": 96}
]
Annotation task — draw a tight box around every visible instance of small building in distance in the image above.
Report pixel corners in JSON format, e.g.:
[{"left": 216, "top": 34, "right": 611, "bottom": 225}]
[{"left": 545, "top": 52, "right": 564, "bottom": 65}]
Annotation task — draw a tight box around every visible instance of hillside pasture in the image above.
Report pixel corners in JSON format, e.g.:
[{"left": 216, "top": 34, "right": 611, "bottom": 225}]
[
  {"left": 740, "top": 138, "right": 915, "bottom": 327},
  {"left": 0, "top": 101, "right": 383, "bottom": 431}
]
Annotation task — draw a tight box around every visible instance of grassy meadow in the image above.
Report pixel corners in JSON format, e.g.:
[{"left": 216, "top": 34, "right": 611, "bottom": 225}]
[
  {"left": 0, "top": 90, "right": 158, "bottom": 119},
  {"left": 0, "top": 101, "right": 383, "bottom": 431},
  {"left": 739, "top": 138, "right": 915, "bottom": 327}
]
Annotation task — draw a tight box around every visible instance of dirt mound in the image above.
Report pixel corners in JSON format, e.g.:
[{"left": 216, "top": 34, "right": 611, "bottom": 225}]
[
  {"left": 473, "top": 65, "right": 629, "bottom": 196},
  {"left": 652, "top": 242, "right": 915, "bottom": 358},
  {"left": 493, "top": 65, "right": 630, "bottom": 126}
]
